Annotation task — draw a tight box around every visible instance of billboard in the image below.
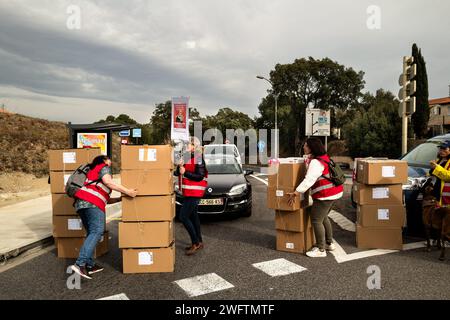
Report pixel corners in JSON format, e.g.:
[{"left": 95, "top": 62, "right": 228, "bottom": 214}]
[{"left": 77, "top": 132, "right": 108, "bottom": 155}]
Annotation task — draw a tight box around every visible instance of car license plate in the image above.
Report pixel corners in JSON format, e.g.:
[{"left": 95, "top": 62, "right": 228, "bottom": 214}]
[{"left": 199, "top": 198, "right": 223, "bottom": 206}]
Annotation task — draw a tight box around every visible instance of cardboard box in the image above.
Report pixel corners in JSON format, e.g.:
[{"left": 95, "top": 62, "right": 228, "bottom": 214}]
[
  {"left": 56, "top": 231, "right": 109, "bottom": 258},
  {"left": 353, "top": 183, "right": 403, "bottom": 205},
  {"left": 356, "top": 160, "right": 408, "bottom": 185},
  {"left": 122, "top": 244, "right": 175, "bottom": 274},
  {"left": 49, "top": 171, "right": 72, "bottom": 194},
  {"left": 122, "top": 195, "right": 175, "bottom": 222},
  {"left": 121, "top": 145, "right": 174, "bottom": 170},
  {"left": 119, "top": 221, "right": 174, "bottom": 248},
  {"left": 276, "top": 229, "right": 315, "bottom": 254},
  {"left": 356, "top": 224, "right": 403, "bottom": 250},
  {"left": 267, "top": 187, "right": 309, "bottom": 211},
  {"left": 357, "top": 204, "right": 406, "bottom": 228},
  {"left": 48, "top": 148, "right": 101, "bottom": 171},
  {"left": 275, "top": 207, "right": 312, "bottom": 232},
  {"left": 268, "top": 161, "right": 306, "bottom": 189},
  {"left": 53, "top": 216, "right": 86, "bottom": 237},
  {"left": 52, "top": 194, "right": 78, "bottom": 216},
  {"left": 121, "top": 170, "right": 174, "bottom": 196}
]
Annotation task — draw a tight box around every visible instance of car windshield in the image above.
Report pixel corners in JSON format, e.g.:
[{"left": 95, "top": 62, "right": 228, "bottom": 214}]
[
  {"left": 205, "top": 156, "right": 242, "bottom": 174},
  {"left": 204, "top": 145, "right": 238, "bottom": 157},
  {"left": 401, "top": 141, "right": 440, "bottom": 167}
]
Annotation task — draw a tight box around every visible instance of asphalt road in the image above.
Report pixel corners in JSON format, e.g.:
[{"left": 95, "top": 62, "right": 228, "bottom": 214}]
[{"left": 0, "top": 175, "right": 449, "bottom": 300}]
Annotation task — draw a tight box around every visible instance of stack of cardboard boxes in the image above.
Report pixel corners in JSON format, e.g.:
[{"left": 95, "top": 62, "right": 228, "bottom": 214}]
[
  {"left": 354, "top": 159, "right": 408, "bottom": 250},
  {"left": 48, "top": 148, "right": 109, "bottom": 258},
  {"left": 119, "top": 145, "right": 175, "bottom": 274},
  {"left": 267, "top": 158, "right": 315, "bottom": 254}
]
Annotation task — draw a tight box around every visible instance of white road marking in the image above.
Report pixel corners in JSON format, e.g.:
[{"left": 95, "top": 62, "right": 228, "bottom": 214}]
[
  {"left": 249, "top": 174, "right": 269, "bottom": 185},
  {"left": 328, "top": 210, "right": 356, "bottom": 232},
  {"left": 331, "top": 240, "right": 427, "bottom": 263},
  {"left": 97, "top": 293, "right": 130, "bottom": 300},
  {"left": 174, "top": 273, "right": 234, "bottom": 297},
  {"left": 252, "top": 258, "right": 307, "bottom": 277}
]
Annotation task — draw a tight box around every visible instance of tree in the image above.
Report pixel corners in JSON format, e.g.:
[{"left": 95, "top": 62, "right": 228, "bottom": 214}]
[
  {"left": 262, "top": 57, "right": 365, "bottom": 155},
  {"left": 343, "top": 89, "right": 402, "bottom": 158},
  {"left": 411, "top": 43, "right": 430, "bottom": 138},
  {"left": 149, "top": 101, "right": 172, "bottom": 144}
]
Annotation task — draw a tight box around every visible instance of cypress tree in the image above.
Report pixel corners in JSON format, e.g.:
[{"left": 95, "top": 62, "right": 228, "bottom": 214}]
[{"left": 411, "top": 43, "right": 430, "bottom": 138}]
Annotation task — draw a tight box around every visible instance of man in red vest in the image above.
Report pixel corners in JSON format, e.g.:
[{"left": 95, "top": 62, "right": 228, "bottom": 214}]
[
  {"left": 288, "top": 138, "right": 343, "bottom": 258},
  {"left": 175, "top": 137, "right": 208, "bottom": 256}
]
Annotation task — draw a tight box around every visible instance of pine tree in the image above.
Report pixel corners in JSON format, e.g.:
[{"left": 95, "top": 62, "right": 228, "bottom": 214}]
[{"left": 411, "top": 43, "right": 430, "bottom": 138}]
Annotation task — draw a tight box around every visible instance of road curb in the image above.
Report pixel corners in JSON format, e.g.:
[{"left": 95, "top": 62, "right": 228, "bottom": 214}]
[{"left": 0, "top": 202, "right": 122, "bottom": 267}]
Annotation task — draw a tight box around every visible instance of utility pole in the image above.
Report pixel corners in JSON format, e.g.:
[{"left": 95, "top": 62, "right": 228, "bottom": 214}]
[{"left": 398, "top": 56, "right": 417, "bottom": 155}]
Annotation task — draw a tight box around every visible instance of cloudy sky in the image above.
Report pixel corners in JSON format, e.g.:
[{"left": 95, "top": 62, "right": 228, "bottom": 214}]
[{"left": 0, "top": 0, "right": 449, "bottom": 123}]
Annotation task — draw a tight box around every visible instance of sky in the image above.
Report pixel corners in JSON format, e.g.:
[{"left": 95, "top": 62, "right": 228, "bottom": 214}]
[{"left": 0, "top": 0, "right": 449, "bottom": 124}]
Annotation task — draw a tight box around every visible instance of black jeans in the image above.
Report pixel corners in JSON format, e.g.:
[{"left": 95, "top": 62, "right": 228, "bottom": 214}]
[{"left": 179, "top": 197, "right": 202, "bottom": 245}]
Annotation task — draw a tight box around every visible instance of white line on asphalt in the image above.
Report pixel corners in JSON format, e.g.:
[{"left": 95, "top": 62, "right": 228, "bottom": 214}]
[
  {"left": 331, "top": 240, "right": 427, "bottom": 263},
  {"left": 249, "top": 174, "right": 269, "bottom": 185},
  {"left": 328, "top": 210, "right": 356, "bottom": 232},
  {"left": 252, "top": 258, "right": 307, "bottom": 277},
  {"left": 97, "top": 293, "right": 130, "bottom": 300},
  {"left": 174, "top": 273, "right": 234, "bottom": 298}
]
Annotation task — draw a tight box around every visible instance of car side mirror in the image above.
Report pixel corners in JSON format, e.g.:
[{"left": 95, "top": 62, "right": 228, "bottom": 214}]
[{"left": 244, "top": 170, "right": 253, "bottom": 176}]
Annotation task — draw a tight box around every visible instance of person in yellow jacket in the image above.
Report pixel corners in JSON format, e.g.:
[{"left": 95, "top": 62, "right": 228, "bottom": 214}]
[{"left": 429, "top": 140, "right": 450, "bottom": 206}]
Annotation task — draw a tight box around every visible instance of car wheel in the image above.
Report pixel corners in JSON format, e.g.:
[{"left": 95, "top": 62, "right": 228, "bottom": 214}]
[{"left": 241, "top": 207, "right": 252, "bottom": 217}]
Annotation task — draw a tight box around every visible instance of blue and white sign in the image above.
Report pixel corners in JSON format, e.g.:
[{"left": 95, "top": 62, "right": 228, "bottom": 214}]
[
  {"left": 119, "top": 130, "right": 130, "bottom": 137},
  {"left": 132, "top": 128, "right": 142, "bottom": 138},
  {"left": 257, "top": 140, "right": 266, "bottom": 153}
]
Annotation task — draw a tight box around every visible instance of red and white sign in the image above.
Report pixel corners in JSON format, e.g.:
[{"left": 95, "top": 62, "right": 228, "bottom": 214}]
[{"left": 171, "top": 97, "right": 190, "bottom": 141}]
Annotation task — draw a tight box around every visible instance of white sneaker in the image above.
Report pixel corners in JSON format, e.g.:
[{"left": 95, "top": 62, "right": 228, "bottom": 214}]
[
  {"left": 306, "top": 247, "right": 327, "bottom": 258},
  {"left": 325, "top": 243, "right": 336, "bottom": 251}
]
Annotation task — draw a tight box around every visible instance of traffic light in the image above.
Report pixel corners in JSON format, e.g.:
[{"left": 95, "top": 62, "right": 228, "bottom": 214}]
[{"left": 398, "top": 56, "right": 417, "bottom": 116}]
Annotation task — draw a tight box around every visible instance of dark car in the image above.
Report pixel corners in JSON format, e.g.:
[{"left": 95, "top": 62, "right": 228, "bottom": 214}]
[
  {"left": 350, "top": 133, "right": 450, "bottom": 236},
  {"left": 175, "top": 155, "right": 253, "bottom": 217}
]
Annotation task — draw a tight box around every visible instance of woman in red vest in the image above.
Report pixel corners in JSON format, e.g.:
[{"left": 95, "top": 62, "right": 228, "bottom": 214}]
[
  {"left": 175, "top": 137, "right": 208, "bottom": 256},
  {"left": 288, "top": 138, "right": 343, "bottom": 258},
  {"left": 71, "top": 155, "right": 137, "bottom": 279}
]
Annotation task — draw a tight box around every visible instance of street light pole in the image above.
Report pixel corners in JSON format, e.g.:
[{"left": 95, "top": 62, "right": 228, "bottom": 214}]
[{"left": 257, "top": 75, "right": 279, "bottom": 159}]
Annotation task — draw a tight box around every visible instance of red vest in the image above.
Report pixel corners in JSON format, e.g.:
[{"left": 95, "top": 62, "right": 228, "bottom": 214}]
[
  {"left": 310, "top": 155, "right": 344, "bottom": 199},
  {"left": 182, "top": 156, "right": 208, "bottom": 198},
  {"left": 74, "top": 164, "right": 111, "bottom": 212}
]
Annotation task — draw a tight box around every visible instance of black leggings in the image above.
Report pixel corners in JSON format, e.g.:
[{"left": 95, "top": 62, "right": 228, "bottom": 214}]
[{"left": 179, "top": 197, "right": 202, "bottom": 245}]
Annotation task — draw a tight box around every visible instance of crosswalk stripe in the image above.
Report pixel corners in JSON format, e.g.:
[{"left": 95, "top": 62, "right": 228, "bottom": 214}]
[
  {"left": 174, "top": 273, "right": 234, "bottom": 297},
  {"left": 328, "top": 210, "right": 356, "bottom": 232},
  {"left": 97, "top": 293, "right": 130, "bottom": 300},
  {"left": 252, "top": 258, "right": 307, "bottom": 277}
]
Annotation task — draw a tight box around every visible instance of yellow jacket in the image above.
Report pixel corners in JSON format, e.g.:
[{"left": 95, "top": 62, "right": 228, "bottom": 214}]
[{"left": 431, "top": 158, "right": 450, "bottom": 206}]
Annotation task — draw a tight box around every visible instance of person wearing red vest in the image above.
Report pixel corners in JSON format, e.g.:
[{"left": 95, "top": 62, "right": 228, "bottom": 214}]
[
  {"left": 175, "top": 137, "right": 208, "bottom": 256},
  {"left": 71, "top": 155, "right": 137, "bottom": 279},
  {"left": 287, "top": 138, "right": 343, "bottom": 258}
]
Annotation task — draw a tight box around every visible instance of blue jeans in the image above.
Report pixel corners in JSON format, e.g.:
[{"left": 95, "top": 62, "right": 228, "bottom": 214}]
[
  {"left": 179, "top": 197, "right": 202, "bottom": 245},
  {"left": 76, "top": 207, "right": 105, "bottom": 267}
]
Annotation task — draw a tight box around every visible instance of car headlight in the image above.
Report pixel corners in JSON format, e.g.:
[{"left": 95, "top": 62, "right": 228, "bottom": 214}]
[{"left": 228, "top": 184, "right": 247, "bottom": 196}]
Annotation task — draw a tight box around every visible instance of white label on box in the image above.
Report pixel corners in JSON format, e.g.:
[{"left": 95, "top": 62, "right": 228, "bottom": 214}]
[
  {"left": 63, "top": 152, "right": 76, "bottom": 164},
  {"left": 372, "top": 187, "right": 390, "bottom": 199},
  {"left": 381, "top": 166, "right": 396, "bottom": 178},
  {"left": 68, "top": 219, "right": 83, "bottom": 230},
  {"left": 147, "top": 149, "right": 157, "bottom": 161},
  {"left": 359, "top": 164, "right": 363, "bottom": 171},
  {"left": 286, "top": 243, "right": 295, "bottom": 249},
  {"left": 276, "top": 190, "right": 284, "bottom": 197},
  {"left": 138, "top": 148, "right": 145, "bottom": 161},
  {"left": 64, "top": 174, "right": 71, "bottom": 186},
  {"left": 138, "top": 252, "right": 153, "bottom": 265},
  {"left": 378, "top": 209, "right": 390, "bottom": 220}
]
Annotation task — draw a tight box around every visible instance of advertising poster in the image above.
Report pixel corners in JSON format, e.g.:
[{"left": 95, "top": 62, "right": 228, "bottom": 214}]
[
  {"left": 77, "top": 132, "right": 108, "bottom": 155},
  {"left": 171, "top": 97, "right": 190, "bottom": 141}
]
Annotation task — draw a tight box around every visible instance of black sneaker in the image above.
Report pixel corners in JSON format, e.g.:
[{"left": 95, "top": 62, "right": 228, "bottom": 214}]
[
  {"left": 87, "top": 264, "right": 104, "bottom": 275},
  {"left": 71, "top": 264, "right": 92, "bottom": 280}
]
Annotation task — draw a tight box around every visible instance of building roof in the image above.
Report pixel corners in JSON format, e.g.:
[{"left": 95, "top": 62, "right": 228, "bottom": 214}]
[{"left": 429, "top": 97, "right": 450, "bottom": 106}]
